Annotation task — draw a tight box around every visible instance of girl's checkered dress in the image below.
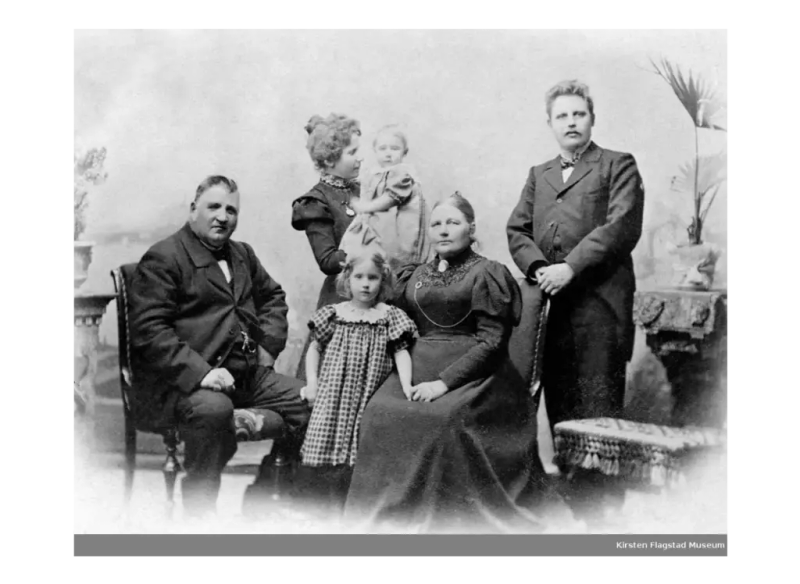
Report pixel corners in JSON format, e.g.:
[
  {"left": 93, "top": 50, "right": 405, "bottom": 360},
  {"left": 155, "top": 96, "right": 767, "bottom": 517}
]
[{"left": 300, "top": 302, "right": 417, "bottom": 467}]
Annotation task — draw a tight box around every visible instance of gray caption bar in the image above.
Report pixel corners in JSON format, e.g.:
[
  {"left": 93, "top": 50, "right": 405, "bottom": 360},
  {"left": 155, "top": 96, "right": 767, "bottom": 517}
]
[{"left": 75, "top": 534, "right": 727, "bottom": 556}]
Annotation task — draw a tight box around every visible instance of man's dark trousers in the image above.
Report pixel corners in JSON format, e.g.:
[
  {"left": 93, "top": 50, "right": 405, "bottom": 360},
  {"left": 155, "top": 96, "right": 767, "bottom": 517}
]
[{"left": 175, "top": 349, "right": 309, "bottom": 515}]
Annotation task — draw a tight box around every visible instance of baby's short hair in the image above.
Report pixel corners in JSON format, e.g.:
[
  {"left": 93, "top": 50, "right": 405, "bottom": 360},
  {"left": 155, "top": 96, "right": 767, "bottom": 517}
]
[
  {"left": 335, "top": 250, "right": 396, "bottom": 304},
  {"left": 373, "top": 124, "right": 409, "bottom": 154}
]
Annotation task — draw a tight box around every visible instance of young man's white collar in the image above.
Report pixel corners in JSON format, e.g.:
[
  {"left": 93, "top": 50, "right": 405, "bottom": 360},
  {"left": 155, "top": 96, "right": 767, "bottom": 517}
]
[{"left": 560, "top": 140, "right": 594, "bottom": 181}]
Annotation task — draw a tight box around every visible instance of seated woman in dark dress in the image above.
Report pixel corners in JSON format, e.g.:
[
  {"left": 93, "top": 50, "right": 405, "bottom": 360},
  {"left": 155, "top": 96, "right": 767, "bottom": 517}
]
[{"left": 344, "top": 192, "right": 546, "bottom": 533}]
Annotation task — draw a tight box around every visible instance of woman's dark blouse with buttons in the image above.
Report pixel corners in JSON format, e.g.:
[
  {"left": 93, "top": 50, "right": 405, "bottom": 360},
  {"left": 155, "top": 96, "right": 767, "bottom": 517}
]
[{"left": 291, "top": 177, "right": 359, "bottom": 380}]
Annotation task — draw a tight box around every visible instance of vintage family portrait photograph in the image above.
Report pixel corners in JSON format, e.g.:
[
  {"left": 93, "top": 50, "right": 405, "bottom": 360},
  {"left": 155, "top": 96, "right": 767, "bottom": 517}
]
[{"left": 72, "top": 28, "right": 728, "bottom": 543}]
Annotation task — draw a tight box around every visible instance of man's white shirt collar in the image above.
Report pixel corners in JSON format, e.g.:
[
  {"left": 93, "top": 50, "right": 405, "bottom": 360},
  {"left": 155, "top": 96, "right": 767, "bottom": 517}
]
[{"left": 561, "top": 141, "right": 593, "bottom": 181}]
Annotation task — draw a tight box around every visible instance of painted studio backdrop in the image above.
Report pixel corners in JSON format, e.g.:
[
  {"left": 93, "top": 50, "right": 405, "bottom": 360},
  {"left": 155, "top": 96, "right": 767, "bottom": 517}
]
[{"left": 75, "top": 30, "right": 727, "bottom": 451}]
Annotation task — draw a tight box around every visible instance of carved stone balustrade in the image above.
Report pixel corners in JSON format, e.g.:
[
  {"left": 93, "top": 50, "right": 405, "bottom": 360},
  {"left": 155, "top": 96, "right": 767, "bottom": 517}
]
[
  {"left": 633, "top": 289, "right": 727, "bottom": 428},
  {"left": 75, "top": 292, "right": 116, "bottom": 444}
]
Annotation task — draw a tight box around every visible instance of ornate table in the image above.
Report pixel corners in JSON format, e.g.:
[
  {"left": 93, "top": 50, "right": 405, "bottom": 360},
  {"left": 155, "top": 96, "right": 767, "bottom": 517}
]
[
  {"left": 75, "top": 292, "right": 116, "bottom": 443},
  {"left": 633, "top": 289, "right": 727, "bottom": 428}
]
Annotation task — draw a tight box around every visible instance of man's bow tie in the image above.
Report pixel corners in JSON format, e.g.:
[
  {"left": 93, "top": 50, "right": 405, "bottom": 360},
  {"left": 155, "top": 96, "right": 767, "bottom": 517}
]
[
  {"left": 560, "top": 157, "right": 577, "bottom": 170},
  {"left": 210, "top": 246, "right": 229, "bottom": 262}
]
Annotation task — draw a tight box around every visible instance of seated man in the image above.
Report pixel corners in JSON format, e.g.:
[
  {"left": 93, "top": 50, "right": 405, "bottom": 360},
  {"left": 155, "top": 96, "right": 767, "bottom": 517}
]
[{"left": 129, "top": 175, "right": 310, "bottom": 516}]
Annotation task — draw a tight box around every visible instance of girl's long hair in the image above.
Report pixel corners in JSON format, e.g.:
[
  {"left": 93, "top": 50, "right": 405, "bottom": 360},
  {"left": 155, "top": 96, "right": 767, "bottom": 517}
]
[{"left": 335, "top": 250, "right": 395, "bottom": 304}]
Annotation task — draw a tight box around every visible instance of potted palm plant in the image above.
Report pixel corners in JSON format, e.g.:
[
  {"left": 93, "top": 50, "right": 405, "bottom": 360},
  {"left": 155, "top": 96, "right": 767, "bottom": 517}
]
[
  {"left": 650, "top": 57, "right": 726, "bottom": 290},
  {"left": 74, "top": 146, "right": 107, "bottom": 290}
]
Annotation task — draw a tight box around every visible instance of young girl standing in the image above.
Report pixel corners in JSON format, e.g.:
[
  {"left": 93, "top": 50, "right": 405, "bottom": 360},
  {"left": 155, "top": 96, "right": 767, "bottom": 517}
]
[
  {"left": 347, "top": 125, "right": 432, "bottom": 270},
  {"left": 296, "top": 250, "right": 417, "bottom": 514}
]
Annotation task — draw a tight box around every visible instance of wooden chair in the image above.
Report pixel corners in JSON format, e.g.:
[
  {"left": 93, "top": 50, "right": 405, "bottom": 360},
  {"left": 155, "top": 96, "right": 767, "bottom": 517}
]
[
  {"left": 111, "top": 264, "right": 287, "bottom": 514},
  {"left": 508, "top": 278, "right": 551, "bottom": 403}
]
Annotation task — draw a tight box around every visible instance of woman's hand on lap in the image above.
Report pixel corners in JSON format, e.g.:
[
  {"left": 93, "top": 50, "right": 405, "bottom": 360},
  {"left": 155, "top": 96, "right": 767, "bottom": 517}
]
[{"left": 410, "top": 380, "right": 448, "bottom": 402}]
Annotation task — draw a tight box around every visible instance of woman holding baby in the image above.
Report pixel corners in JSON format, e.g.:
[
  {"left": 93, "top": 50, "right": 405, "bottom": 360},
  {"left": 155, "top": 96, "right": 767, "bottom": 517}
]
[{"left": 292, "top": 114, "right": 545, "bottom": 533}]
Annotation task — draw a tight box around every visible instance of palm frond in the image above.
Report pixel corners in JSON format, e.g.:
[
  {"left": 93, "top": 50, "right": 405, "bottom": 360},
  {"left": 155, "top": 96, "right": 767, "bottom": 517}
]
[
  {"left": 649, "top": 57, "right": 726, "bottom": 131},
  {"left": 672, "top": 152, "right": 727, "bottom": 196},
  {"left": 699, "top": 183, "right": 722, "bottom": 224}
]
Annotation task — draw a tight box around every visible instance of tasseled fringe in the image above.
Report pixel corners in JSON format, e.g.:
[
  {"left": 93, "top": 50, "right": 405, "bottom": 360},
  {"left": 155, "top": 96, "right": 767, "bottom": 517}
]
[
  {"left": 650, "top": 466, "right": 666, "bottom": 486},
  {"left": 554, "top": 434, "right": 687, "bottom": 488},
  {"left": 580, "top": 452, "right": 599, "bottom": 470}
]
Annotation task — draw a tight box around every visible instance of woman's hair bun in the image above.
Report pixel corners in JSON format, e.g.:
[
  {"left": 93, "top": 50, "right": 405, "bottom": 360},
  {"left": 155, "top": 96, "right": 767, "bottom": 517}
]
[{"left": 304, "top": 115, "right": 325, "bottom": 135}]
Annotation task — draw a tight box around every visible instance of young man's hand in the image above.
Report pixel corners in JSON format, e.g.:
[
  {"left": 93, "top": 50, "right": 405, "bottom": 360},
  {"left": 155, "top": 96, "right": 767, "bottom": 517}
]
[{"left": 536, "top": 264, "right": 575, "bottom": 295}]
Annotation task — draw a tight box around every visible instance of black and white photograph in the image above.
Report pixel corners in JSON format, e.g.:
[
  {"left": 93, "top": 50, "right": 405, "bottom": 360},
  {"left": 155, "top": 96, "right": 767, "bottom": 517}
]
[{"left": 72, "top": 29, "right": 728, "bottom": 541}]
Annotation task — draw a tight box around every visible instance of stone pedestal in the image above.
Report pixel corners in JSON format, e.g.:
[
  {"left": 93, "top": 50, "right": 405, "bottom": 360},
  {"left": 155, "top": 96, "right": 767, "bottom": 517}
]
[
  {"left": 633, "top": 289, "right": 727, "bottom": 428},
  {"left": 74, "top": 241, "right": 95, "bottom": 290},
  {"left": 75, "top": 292, "right": 116, "bottom": 446}
]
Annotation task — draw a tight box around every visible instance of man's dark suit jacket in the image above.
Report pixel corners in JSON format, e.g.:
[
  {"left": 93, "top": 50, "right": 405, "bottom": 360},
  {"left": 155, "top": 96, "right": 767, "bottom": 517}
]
[
  {"left": 506, "top": 141, "right": 645, "bottom": 360},
  {"left": 128, "top": 223, "right": 290, "bottom": 429}
]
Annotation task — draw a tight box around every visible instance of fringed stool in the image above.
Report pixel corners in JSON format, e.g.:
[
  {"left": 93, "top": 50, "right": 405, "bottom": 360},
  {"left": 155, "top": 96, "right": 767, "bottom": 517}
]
[{"left": 553, "top": 418, "right": 726, "bottom": 528}]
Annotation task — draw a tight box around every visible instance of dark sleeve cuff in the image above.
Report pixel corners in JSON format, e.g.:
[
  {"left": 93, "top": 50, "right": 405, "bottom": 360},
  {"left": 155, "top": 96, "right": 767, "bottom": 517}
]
[
  {"left": 176, "top": 361, "right": 213, "bottom": 394},
  {"left": 527, "top": 260, "right": 548, "bottom": 280},
  {"left": 259, "top": 338, "right": 285, "bottom": 361},
  {"left": 439, "top": 369, "right": 459, "bottom": 392}
]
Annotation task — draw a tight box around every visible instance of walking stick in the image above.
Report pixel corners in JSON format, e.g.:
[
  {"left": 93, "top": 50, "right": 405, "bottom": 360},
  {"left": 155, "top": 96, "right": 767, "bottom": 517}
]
[{"left": 529, "top": 292, "right": 551, "bottom": 403}]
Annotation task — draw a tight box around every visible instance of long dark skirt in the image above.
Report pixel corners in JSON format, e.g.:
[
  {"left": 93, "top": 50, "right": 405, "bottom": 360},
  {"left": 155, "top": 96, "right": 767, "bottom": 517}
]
[{"left": 344, "top": 334, "right": 546, "bottom": 533}]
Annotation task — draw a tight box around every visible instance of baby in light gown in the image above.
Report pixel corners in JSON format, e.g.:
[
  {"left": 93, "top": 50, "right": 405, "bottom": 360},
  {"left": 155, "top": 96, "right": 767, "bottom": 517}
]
[{"left": 343, "top": 125, "right": 432, "bottom": 270}]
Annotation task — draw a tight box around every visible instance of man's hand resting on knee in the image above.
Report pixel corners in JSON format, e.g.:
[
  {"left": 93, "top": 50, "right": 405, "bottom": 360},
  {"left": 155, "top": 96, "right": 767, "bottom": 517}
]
[{"left": 200, "top": 368, "right": 236, "bottom": 393}]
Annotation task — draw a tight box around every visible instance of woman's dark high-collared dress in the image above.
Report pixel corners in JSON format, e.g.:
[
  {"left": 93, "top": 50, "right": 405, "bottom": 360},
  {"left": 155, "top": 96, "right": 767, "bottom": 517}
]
[
  {"left": 344, "top": 249, "right": 545, "bottom": 533},
  {"left": 291, "top": 175, "right": 359, "bottom": 379}
]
